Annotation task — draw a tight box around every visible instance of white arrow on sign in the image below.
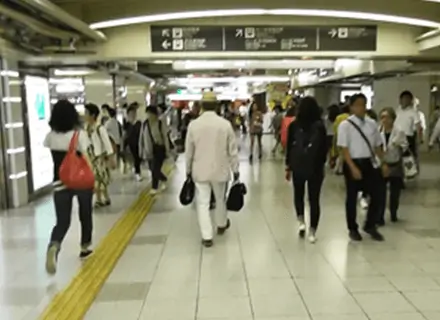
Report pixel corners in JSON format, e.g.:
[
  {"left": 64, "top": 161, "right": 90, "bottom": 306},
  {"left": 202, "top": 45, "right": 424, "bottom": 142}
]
[
  {"left": 162, "top": 29, "right": 170, "bottom": 37},
  {"left": 235, "top": 28, "right": 243, "bottom": 37},
  {"left": 328, "top": 28, "right": 337, "bottom": 38},
  {"left": 162, "top": 40, "right": 171, "bottom": 49}
]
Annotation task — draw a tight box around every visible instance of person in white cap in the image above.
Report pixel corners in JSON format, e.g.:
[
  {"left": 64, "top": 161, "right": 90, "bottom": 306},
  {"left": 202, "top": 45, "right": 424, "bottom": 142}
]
[{"left": 185, "top": 91, "right": 240, "bottom": 247}]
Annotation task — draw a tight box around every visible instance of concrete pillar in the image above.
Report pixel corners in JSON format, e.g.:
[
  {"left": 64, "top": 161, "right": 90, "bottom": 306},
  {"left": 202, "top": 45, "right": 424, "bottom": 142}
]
[
  {"left": 84, "top": 73, "right": 114, "bottom": 107},
  {"left": 372, "top": 76, "right": 431, "bottom": 116},
  {"left": 373, "top": 75, "right": 431, "bottom": 149},
  {"left": 126, "top": 84, "right": 147, "bottom": 121},
  {"left": 0, "top": 60, "right": 29, "bottom": 207},
  {"left": 313, "top": 86, "right": 342, "bottom": 108}
]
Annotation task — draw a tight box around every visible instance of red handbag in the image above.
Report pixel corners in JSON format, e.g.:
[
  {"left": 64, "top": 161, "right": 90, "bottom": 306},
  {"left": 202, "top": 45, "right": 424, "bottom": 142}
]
[{"left": 59, "top": 131, "right": 95, "bottom": 189}]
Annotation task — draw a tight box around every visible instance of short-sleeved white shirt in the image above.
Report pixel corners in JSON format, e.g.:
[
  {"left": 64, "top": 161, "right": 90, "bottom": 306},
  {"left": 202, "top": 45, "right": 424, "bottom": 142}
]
[
  {"left": 44, "top": 130, "right": 90, "bottom": 153},
  {"left": 337, "top": 115, "right": 382, "bottom": 159},
  {"left": 395, "top": 106, "right": 420, "bottom": 136}
]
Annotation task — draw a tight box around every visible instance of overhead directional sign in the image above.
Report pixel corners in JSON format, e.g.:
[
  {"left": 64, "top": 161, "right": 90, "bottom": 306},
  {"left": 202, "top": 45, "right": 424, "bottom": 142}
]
[
  {"left": 224, "top": 26, "right": 317, "bottom": 51},
  {"left": 319, "top": 26, "right": 377, "bottom": 51},
  {"left": 150, "top": 26, "right": 223, "bottom": 52},
  {"left": 150, "top": 25, "right": 377, "bottom": 52}
]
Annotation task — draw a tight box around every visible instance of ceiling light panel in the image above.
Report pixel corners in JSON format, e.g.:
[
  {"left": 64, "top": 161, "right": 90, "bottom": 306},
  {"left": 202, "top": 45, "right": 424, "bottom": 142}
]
[
  {"left": 90, "top": 9, "right": 440, "bottom": 29},
  {"left": 172, "top": 59, "right": 335, "bottom": 70}
]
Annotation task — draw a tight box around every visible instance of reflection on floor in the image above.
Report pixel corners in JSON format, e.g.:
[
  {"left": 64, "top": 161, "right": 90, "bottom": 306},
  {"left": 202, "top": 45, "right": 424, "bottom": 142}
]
[
  {"left": 0, "top": 172, "right": 152, "bottom": 320},
  {"left": 84, "top": 152, "right": 440, "bottom": 320}
]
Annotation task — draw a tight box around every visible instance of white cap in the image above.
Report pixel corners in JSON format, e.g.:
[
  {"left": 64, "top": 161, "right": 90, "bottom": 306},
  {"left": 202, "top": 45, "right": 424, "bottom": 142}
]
[{"left": 202, "top": 91, "right": 217, "bottom": 102}]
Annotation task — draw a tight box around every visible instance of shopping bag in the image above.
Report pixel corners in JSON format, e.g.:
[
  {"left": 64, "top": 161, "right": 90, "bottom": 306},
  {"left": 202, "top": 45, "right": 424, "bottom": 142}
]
[
  {"left": 179, "top": 177, "right": 195, "bottom": 206},
  {"left": 59, "top": 131, "right": 95, "bottom": 189},
  {"left": 402, "top": 153, "right": 418, "bottom": 179},
  {"left": 226, "top": 182, "right": 247, "bottom": 212}
]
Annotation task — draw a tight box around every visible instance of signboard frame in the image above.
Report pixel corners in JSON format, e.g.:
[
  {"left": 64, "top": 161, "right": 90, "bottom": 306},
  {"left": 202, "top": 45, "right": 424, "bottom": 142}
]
[{"left": 150, "top": 25, "right": 377, "bottom": 52}]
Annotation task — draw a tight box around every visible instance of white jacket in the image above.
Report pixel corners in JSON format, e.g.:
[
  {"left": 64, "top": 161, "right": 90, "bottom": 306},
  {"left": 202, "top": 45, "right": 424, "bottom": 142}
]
[
  {"left": 185, "top": 111, "right": 239, "bottom": 182},
  {"left": 429, "top": 118, "right": 440, "bottom": 146},
  {"left": 380, "top": 125, "right": 408, "bottom": 164}
]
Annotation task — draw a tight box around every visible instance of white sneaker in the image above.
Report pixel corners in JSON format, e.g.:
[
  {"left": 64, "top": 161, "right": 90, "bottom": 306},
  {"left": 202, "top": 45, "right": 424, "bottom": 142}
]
[
  {"left": 360, "top": 197, "right": 369, "bottom": 210},
  {"left": 308, "top": 230, "right": 317, "bottom": 244},
  {"left": 159, "top": 182, "right": 167, "bottom": 192},
  {"left": 45, "top": 244, "right": 59, "bottom": 275},
  {"left": 135, "top": 174, "right": 143, "bottom": 182},
  {"left": 149, "top": 189, "right": 158, "bottom": 196},
  {"left": 298, "top": 222, "right": 306, "bottom": 238}
]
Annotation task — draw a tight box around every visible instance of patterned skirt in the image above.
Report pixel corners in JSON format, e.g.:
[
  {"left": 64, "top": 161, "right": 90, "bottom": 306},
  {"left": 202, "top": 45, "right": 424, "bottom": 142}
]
[{"left": 92, "top": 156, "right": 111, "bottom": 190}]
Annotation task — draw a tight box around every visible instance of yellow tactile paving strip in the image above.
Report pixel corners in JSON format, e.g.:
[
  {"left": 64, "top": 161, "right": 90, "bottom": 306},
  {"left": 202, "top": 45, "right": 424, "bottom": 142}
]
[{"left": 40, "top": 167, "right": 173, "bottom": 320}]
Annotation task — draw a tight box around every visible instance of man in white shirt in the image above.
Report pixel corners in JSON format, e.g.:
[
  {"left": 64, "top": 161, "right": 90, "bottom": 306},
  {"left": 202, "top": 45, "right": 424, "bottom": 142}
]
[
  {"left": 337, "top": 93, "right": 388, "bottom": 242},
  {"left": 185, "top": 92, "right": 240, "bottom": 248},
  {"left": 395, "top": 91, "right": 423, "bottom": 160}
]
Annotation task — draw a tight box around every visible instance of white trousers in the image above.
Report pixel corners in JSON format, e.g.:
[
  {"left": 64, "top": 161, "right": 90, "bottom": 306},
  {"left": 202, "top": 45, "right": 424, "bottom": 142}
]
[{"left": 195, "top": 182, "right": 228, "bottom": 240}]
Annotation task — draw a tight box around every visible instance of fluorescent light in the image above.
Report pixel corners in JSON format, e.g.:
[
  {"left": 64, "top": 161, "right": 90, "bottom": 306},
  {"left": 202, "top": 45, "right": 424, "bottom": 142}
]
[
  {"left": 7, "top": 147, "right": 25, "bottom": 155},
  {"left": 89, "top": 9, "right": 440, "bottom": 29},
  {"left": 173, "top": 60, "right": 334, "bottom": 71},
  {"left": 2, "top": 97, "right": 22, "bottom": 103},
  {"left": 55, "top": 84, "right": 85, "bottom": 93},
  {"left": 169, "top": 76, "right": 290, "bottom": 86},
  {"left": 5, "top": 122, "right": 23, "bottom": 129},
  {"left": 168, "top": 93, "right": 251, "bottom": 100},
  {"left": 49, "top": 78, "right": 83, "bottom": 85},
  {"left": 0, "top": 70, "right": 19, "bottom": 78},
  {"left": 9, "top": 171, "right": 27, "bottom": 180},
  {"left": 152, "top": 60, "right": 174, "bottom": 64},
  {"left": 54, "top": 69, "right": 93, "bottom": 76}
]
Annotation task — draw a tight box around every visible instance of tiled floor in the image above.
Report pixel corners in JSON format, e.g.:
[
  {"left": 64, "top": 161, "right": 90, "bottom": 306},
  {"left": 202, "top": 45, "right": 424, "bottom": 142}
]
[
  {"left": 85, "top": 146, "right": 440, "bottom": 320},
  {"left": 0, "top": 171, "right": 153, "bottom": 320}
]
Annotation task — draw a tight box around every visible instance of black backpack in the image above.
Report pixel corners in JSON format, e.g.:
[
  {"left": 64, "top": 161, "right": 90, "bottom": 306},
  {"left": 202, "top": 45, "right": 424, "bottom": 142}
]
[{"left": 289, "top": 122, "right": 322, "bottom": 178}]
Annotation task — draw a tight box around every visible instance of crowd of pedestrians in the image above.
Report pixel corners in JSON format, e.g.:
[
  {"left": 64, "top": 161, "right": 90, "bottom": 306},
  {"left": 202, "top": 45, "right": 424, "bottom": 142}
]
[{"left": 43, "top": 88, "right": 436, "bottom": 272}]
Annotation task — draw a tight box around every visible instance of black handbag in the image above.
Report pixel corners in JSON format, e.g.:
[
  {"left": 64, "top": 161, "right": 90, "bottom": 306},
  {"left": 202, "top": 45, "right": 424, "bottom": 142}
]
[
  {"left": 226, "top": 182, "right": 247, "bottom": 212},
  {"left": 179, "top": 177, "right": 195, "bottom": 206}
]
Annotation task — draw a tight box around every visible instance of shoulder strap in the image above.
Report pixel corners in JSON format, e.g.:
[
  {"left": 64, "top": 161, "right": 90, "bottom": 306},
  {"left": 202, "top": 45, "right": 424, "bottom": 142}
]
[
  {"left": 347, "top": 119, "right": 375, "bottom": 158},
  {"left": 145, "top": 119, "right": 165, "bottom": 145},
  {"left": 96, "top": 125, "right": 105, "bottom": 145},
  {"left": 145, "top": 119, "right": 155, "bottom": 144},
  {"left": 69, "top": 131, "right": 79, "bottom": 152}
]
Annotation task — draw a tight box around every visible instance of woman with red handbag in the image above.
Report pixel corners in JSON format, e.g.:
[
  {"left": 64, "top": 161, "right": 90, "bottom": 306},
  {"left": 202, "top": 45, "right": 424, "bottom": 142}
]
[{"left": 43, "top": 100, "right": 95, "bottom": 275}]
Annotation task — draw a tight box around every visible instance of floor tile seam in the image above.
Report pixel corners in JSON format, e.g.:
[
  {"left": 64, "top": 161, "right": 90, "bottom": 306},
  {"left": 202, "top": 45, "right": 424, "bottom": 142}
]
[
  {"left": 192, "top": 239, "right": 204, "bottom": 320},
  {"left": 257, "top": 202, "right": 321, "bottom": 320},
  {"left": 316, "top": 242, "right": 418, "bottom": 320},
  {"left": 41, "top": 196, "right": 154, "bottom": 319},
  {"left": 135, "top": 203, "right": 175, "bottom": 320},
  {"left": 39, "top": 167, "right": 174, "bottom": 320},
  {"left": 235, "top": 217, "right": 257, "bottom": 319}
]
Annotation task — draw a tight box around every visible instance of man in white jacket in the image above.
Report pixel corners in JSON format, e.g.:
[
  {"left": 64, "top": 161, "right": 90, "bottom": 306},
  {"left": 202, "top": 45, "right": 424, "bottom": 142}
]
[{"left": 185, "top": 92, "right": 240, "bottom": 247}]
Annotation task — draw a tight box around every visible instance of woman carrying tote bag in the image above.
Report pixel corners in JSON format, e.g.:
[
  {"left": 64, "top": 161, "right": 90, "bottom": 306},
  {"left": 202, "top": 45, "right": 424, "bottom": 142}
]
[{"left": 377, "top": 107, "right": 408, "bottom": 225}]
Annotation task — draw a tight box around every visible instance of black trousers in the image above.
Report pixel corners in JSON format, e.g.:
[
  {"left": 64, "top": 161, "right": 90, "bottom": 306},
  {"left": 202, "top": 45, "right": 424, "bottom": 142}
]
[
  {"left": 343, "top": 159, "right": 381, "bottom": 231},
  {"left": 378, "top": 176, "right": 403, "bottom": 222},
  {"left": 129, "top": 145, "right": 142, "bottom": 175},
  {"left": 326, "top": 135, "right": 334, "bottom": 153},
  {"left": 148, "top": 145, "right": 167, "bottom": 189},
  {"left": 407, "top": 134, "right": 417, "bottom": 160},
  {"left": 292, "top": 171, "right": 324, "bottom": 230},
  {"left": 50, "top": 188, "right": 93, "bottom": 247}
]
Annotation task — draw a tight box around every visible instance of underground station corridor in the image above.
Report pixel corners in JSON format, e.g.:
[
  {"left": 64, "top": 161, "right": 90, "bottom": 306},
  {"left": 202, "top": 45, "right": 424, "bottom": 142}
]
[{"left": 1, "top": 0, "right": 440, "bottom": 319}]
